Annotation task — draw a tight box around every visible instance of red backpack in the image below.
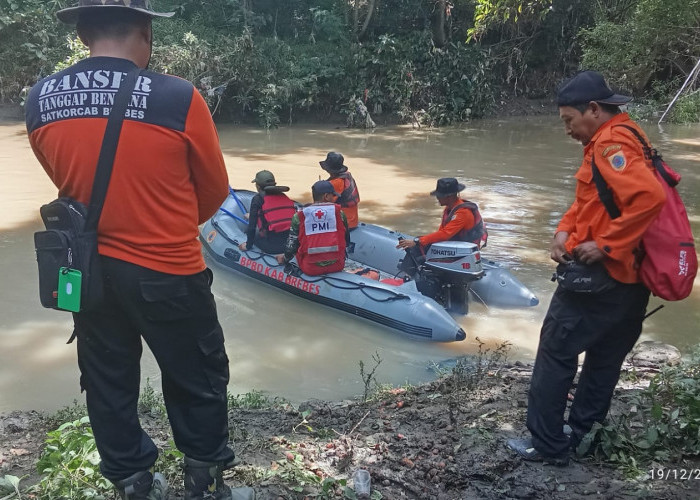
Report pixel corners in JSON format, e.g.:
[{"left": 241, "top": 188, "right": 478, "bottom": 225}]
[{"left": 591, "top": 125, "right": 697, "bottom": 301}]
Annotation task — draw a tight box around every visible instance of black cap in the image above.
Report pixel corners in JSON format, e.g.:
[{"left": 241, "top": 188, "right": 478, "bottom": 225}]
[
  {"left": 430, "top": 178, "right": 465, "bottom": 197},
  {"left": 557, "top": 71, "right": 632, "bottom": 107},
  {"left": 319, "top": 152, "right": 347, "bottom": 173},
  {"left": 312, "top": 180, "right": 340, "bottom": 197}
]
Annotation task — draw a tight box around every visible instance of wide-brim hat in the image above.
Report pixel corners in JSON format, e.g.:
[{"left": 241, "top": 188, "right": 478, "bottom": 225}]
[
  {"left": 263, "top": 185, "right": 290, "bottom": 194},
  {"left": 319, "top": 151, "right": 347, "bottom": 173},
  {"left": 430, "top": 177, "right": 465, "bottom": 197},
  {"left": 557, "top": 70, "right": 632, "bottom": 107},
  {"left": 57, "top": 0, "right": 175, "bottom": 25}
]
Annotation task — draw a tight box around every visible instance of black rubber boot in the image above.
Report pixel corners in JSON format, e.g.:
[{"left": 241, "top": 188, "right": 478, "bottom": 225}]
[
  {"left": 113, "top": 470, "right": 168, "bottom": 500},
  {"left": 183, "top": 457, "right": 255, "bottom": 500}
]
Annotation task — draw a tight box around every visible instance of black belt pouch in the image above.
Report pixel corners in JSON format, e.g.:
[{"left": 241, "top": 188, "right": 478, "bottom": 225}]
[
  {"left": 553, "top": 260, "right": 617, "bottom": 294},
  {"left": 34, "top": 198, "right": 104, "bottom": 311}
]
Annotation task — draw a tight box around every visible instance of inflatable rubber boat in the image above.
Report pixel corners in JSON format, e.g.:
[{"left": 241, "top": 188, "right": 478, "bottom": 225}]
[{"left": 200, "top": 190, "right": 539, "bottom": 342}]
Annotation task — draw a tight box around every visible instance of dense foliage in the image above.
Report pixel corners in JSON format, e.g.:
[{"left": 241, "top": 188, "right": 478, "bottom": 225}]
[
  {"left": 580, "top": 0, "right": 700, "bottom": 122},
  {"left": 1, "top": 0, "right": 698, "bottom": 125},
  {"left": 149, "top": 1, "right": 495, "bottom": 126},
  {"left": 0, "top": 0, "right": 71, "bottom": 101},
  {"left": 580, "top": 0, "right": 700, "bottom": 92}
]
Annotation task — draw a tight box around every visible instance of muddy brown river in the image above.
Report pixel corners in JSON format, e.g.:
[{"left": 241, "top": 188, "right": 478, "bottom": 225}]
[{"left": 1, "top": 116, "right": 699, "bottom": 411}]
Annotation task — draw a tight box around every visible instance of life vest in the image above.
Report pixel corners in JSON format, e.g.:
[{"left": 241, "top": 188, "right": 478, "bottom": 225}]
[
  {"left": 442, "top": 201, "right": 488, "bottom": 247},
  {"left": 332, "top": 171, "right": 360, "bottom": 208},
  {"left": 297, "top": 203, "right": 346, "bottom": 275},
  {"left": 257, "top": 193, "right": 295, "bottom": 233},
  {"left": 350, "top": 267, "right": 380, "bottom": 280}
]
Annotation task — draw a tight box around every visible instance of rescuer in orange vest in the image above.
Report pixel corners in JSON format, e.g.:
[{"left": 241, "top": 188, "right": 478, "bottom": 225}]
[
  {"left": 507, "top": 70, "right": 666, "bottom": 467},
  {"left": 320, "top": 152, "right": 361, "bottom": 229},
  {"left": 397, "top": 177, "right": 488, "bottom": 251}
]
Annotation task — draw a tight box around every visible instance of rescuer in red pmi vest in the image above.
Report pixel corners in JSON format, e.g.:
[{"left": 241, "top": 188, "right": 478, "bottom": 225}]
[{"left": 276, "top": 180, "right": 350, "bottom": 275}]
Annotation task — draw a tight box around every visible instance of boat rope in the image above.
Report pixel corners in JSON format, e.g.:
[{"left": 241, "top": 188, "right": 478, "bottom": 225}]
[
  {"left": 233, "top": 245, "right": 410, "bottom": 303},
  {"left": 236, "top": 246, "right": 281, "bottom": 268},
  {"left": 229, "top": 187, "right": 249, "bottom": 214},
  {"left": 468, "top": 287, "right": 488, "bottom": 308},
  {"left": 218, "top": 207, "right": 248, "bottom": 225},
  {"left": 217, "top": 188, "right": 251, "bottom": 225},
  {"left": 297, "top": 273, "right": 411, "bottom": 303}
]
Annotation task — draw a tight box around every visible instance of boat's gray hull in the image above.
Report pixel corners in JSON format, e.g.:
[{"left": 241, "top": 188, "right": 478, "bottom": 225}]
[
  {"left": 348, "top": 222, "right": 539, "bottom": 309},
  {"left": 201, "top": 192, "right": 467, "bottom": 342}
]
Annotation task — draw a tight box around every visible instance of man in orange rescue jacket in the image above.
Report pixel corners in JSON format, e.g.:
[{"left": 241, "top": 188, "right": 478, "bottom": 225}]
[
  {"left": 507, "top": 71, "right": 666, "bottom": 466},
  {"left": 25, "top": 2, "right": 254, "bottom": 499},
  {"left": 396, "top": 177, "right": 487, "bottom": 252}
]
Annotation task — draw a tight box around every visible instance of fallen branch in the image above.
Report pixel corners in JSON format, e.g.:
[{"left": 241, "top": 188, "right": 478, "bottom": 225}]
[{"left": 348, "top": 410, "right": 371, "bottom": 436}]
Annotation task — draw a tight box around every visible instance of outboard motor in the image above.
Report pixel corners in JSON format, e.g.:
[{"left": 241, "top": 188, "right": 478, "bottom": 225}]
[{"left": 403, "top": 241, "right": 484, "bottom": 314}]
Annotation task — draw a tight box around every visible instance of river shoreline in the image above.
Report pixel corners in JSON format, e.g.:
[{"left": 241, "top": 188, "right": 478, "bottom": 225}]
[
  {"left": 2, "top": 349, "right": 697, "bottom": 500},
  {"left": 1, "top": 93, "right": 559, "bottom": 127},
  {"left": 0, "top": 104, "right": 24, "bottom": 122}
]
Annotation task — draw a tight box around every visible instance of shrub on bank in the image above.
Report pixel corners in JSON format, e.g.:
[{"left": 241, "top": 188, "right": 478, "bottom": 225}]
[
  {"left": 579, "top": 345, "right": 700, "bottom": 475},
  {"left": 0, "top": 2, "right": 495, "bottom": 128},
  {"left": 2, "top": 1, "right": 698, "bottom": 126},
  {"left": 0, "top": 0, "right": 71, "bottom": 102},
  {"left": 151, "top": 26, "right": 494, "bottom": 128},
  {"left": 579, "top": 0, "right": 700, "bottom": 124}
]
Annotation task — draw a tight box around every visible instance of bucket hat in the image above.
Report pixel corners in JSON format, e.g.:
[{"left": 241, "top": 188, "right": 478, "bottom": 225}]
[
  {"left": 57, "top": 0, "right": 175, "bottom": 24},
  {"left": 319, "top": 152, "right": 347, "bottom": 173},
  {"left": 251, "top": 170, "right": 276, "bottom": 187},
  {"left": 430, "top": 178, "right": 465, "bottom": 197},
  {"left": 557, "top": 70, "right": 632, "bottom": 107},
  {"left": 252, "top": 170, "right": 290, "bottom": 193},
  {"left": 312, "top": 180, "right": 340, "bottom": 198}
]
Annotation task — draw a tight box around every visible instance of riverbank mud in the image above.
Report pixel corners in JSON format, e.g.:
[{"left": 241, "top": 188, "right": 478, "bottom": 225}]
[{"left": 2, "top": 355, "right": 697, "bottom": 499}]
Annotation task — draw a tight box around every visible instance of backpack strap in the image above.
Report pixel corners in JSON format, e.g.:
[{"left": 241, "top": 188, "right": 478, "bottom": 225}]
[
  {"left": 617, "top": 124, "right": 677, "bottom": 187},
  {"left": 616, "top": 124, "right": 653, "bottom": 160},
  {"left": 84, "top": 67, "right": 141, "bottom": 232},
  {"left": 590, "top": 122, "right": 678, "bottom": 220},
  {"left": 590, "top": 157, "right": 621, "bottom": 220}
]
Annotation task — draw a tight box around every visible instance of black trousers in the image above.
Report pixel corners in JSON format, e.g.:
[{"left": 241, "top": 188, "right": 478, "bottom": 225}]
[
  {"left": 73, "top": 256, "right": 234, "bottom": 481},
  {"left": 255, "top": 230, "right": 288, "bottom": 254},
  {"left": 526, "top": 282, "right": 650, "bottom": 458}
]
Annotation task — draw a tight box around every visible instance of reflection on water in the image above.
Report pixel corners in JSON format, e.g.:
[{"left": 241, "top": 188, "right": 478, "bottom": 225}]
[{"left": 1, "top": 116, "right": 699, "bottom": 411}]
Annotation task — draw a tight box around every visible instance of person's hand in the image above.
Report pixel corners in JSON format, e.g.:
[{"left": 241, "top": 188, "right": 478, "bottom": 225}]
[
  {"left": 550, "top": 231, "right": 571, "bottom": 264},
  {"left": 276, "top": 254, "right": 286, "bottom": 265},
  {"left": 238, "top": 242, "right": 247, "bottom": 251},
  {"left": 397, "top": 239, "right": 416, "bottom": 249},
  {"left": 243, "top": 213, "right": 249, "bottom": 220},
  {"left": 573, "top": 241, "right": 606, "bottom": 264}
]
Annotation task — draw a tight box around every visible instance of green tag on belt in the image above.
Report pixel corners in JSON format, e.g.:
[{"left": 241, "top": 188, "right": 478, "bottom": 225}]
[{"left": 58, "top": 267, "right": 82, "bottom": 312}]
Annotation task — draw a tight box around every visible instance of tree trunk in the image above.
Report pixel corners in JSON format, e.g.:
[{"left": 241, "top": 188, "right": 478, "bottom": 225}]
[
  {"left": 432, "top": 0, "right": 447, "bottom": 48},
  {"left": 352, "top": 1, "right": 359, "bottom": 38},
  {"left": 358, "top": 0, "right": 377, "bottom": 41},
  {"left": 242, "top": 0, "right": 252, "bottom": 29}
]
